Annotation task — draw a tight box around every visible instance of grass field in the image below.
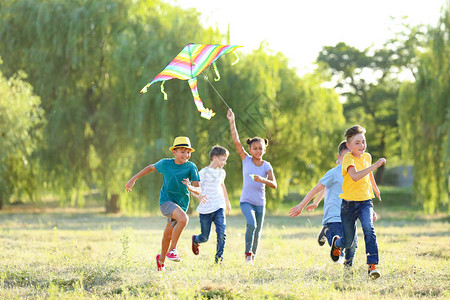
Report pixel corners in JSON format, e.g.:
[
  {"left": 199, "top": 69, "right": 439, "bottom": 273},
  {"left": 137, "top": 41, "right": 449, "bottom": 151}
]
[{"left": 0, "top": 201, "right": 448, "bottom": 299}]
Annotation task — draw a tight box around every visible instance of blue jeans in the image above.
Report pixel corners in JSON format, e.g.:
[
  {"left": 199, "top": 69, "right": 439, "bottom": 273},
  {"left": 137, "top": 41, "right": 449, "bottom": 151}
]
[
  {"left": 240, "top": 202, "right": 265, "bottom": 255},
  {"left": 336, "top": 199, "right": 379, "bottom": 265},
  {"left": 194, "top": 208, "right": 226, "bottom": 261},
  {"left": 325, "top": 222, "right": 358, "bottom": 266}
]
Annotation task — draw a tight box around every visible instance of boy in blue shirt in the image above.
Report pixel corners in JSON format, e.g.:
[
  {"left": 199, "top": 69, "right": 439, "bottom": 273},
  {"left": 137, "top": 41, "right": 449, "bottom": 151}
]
[
  {"left": 289, "top": 141, "right": 357, "bottom": 266},
  {"left": 125, "top": 136, "right": 201, "bottom": 271}
]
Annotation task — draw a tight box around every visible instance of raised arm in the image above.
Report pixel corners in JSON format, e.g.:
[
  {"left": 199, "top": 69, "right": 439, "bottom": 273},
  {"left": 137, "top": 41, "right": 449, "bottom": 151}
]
[
  {"left": 125, "top": 164, "right": 156, "bottom": 192},
  {"left": 289, "top": 182, "right": 325, "bottom": 217},
  {"left": 347, "top": 158, "right": 386, "bottom": 182},
  {"left": 227, "top": 109, "right": 248, "bottom": 161}
]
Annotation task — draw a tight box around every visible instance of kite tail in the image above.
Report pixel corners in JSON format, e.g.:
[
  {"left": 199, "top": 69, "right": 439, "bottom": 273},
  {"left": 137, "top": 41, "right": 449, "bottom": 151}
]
[
  {"left": 160, "top": 81, "right": 168, "bottom": 100},
  {"left": 232, "top": 52, "right": 240, "bottom": 65},
  {"left": 188, "top": 77, "right": 215, "bottom": 120},
  {"left": 213, "top": 62, "right": 221, "bottom": 82}
]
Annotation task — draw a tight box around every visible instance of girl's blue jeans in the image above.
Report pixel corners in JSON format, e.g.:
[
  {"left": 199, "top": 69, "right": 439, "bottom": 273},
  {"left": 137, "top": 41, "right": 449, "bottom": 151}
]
[
  {"left": 325, "top": 222, "right": 358, "bottom": 266},
  {"left": 194, "top": 208, "right": 226, "bottom": 261},
  {"left": 336, "top": 199, "right": 379, "bottom": 265},
  {"left": 240, "top": 202, "right": 265, "bottom": 255}
]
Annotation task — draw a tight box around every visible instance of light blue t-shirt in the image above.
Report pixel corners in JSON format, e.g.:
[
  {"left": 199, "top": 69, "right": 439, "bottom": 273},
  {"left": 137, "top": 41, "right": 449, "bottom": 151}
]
[
  {"left": 319, "top": 164, "right": 344, "bottom": 225},
  {"left": 154, "top": 158, "right": 200, "bottom": 212},
  {"left": 240, "top": 155, "right": 272, "bottom": 206}
]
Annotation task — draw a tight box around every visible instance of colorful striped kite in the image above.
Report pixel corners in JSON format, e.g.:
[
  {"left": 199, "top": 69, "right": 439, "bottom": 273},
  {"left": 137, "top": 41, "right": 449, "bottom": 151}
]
[{"left": 140, "top": 43, "right": 241, "bottom": 119}]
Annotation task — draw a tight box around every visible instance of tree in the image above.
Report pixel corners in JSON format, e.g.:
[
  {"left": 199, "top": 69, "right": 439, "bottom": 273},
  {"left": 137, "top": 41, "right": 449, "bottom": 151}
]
[
  {"left": 0, "top": 0, "right": 225, "bottom": 211},
  {"left": 398, "top": 5, "right": 449, "bottom": 213},
  {"left": 317, "top": 42, "right": 402, "bottom": 184},
  {"left": 0, "top": 66, "right": 45, "bottom": 209},
  {"left": 0, "top": 0, "right": 346, "bottom": 213}
]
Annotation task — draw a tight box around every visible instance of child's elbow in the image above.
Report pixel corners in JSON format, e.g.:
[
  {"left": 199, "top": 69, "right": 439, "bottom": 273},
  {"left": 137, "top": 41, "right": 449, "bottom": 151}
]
[{"left": 350, "top": 176, "right": 358, "bottom": 182}]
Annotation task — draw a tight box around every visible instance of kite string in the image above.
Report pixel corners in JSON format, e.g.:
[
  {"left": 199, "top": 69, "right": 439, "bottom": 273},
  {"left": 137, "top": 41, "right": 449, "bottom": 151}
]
[{"left": 203, "top": 74, "right": 231, "bottom": 110}]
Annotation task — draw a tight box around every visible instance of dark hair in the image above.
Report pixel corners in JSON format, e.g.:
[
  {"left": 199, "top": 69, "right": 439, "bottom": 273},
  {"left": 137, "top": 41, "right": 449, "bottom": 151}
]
[
  {"left": 209, "top": 145, "right": 229, "bottom": 161},
  {"left": 338, "top": 140, "right": 348, "bottom": 155},
  {"left": 246, "top": 136, "right": 268, "bottom": 147},
  {"left": 344, "top": 125, "right": 366, "bottom": 142}
]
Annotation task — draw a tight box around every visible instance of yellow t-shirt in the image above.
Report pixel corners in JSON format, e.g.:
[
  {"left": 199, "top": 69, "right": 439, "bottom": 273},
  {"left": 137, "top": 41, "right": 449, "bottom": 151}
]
[{"left": 340, "top": 152, "right": 374, "bottom": 201}]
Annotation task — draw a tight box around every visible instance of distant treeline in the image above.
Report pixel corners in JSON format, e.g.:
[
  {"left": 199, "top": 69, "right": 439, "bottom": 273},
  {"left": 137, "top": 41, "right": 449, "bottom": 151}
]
[{"left": 0, "top": 0, "right": 447, "bottom": 213}]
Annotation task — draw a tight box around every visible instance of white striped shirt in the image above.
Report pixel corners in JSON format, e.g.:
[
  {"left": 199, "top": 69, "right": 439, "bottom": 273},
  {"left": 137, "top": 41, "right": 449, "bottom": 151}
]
[{"left": 196, "top": 167, "right": 226, "bottom": 214}]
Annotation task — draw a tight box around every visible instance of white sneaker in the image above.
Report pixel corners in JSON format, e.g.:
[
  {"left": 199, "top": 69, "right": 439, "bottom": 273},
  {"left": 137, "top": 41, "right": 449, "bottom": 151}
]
[{"left": 245, "top": 255, "right": 254, "bottom": 266}]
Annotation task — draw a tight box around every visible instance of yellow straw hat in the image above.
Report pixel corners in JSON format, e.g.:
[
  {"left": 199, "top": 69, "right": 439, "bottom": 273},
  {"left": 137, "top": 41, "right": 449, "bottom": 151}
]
[{"left": 169, "top": 136, "right": 195, "bottom": 152}]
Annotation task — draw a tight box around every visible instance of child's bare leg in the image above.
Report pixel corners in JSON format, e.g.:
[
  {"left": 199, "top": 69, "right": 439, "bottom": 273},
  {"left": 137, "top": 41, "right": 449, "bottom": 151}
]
[
  {"left": 169, "top": 207, "right": 189, "bottom": 250},
  {"left": 159, "top": 222, "right": 173, "bottom": 264}
]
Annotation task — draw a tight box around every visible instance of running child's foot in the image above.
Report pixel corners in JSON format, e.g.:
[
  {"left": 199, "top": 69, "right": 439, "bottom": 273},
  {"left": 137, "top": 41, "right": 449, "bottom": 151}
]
[
  {"left": 166, "top": 249, "right": 181, "bottom": 262},
  {"left": 192, "top": 235, "right": 199, "bottom": 255},
  {"left": 317, "top": 226, "right": 328, "bottom": 246},
  {"left": 155, "top": 254, "right": 165, "bottom": 271},
  {"left": 245, "top": 252, "right": 253, "bottom": 266},
  {"left": 330, "top": 235, "right": 342, "bottom": 262},
  {"left": 368, "top": 264, "right": 381, "bottom": 279}
]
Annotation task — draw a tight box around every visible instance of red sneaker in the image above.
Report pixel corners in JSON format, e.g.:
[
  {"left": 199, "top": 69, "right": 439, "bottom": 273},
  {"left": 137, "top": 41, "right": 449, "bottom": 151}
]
[
  {"left": 166, "top": 249, "right": 181, "bottom": 262},
  {"left": 155, "top": 254, "right": 165, "bottom": 271},
  {"left": 192, "top": 235, "right": 199, "bottom": 255}
]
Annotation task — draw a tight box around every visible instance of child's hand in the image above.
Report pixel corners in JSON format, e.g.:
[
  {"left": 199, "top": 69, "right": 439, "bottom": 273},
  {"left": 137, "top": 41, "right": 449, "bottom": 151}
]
[
  {"left": 252, "top": 175, "right": 264, "bottom": 183},
  {"left": 226, "top": 202, "right": 232, "bottom": 215},
  {"left": 373, "top": 211, "right": 379, "bottom": 222},
  {"left": 227, "top": 108, "right": 235, "bottom": 121},
  {"left": 125, "top": 180, "right": 135, "bottom": 192},
  {"left": 289, "top": 203, "right": 305, "bottom": 217},
  {"left": 375, "top": 158, "right": 386, "bottom": 168},
  {"left": 306, "top": 203, "right": 318, "bottom": 211},
  {"left": 374, "top": 189, "right": 382, "bottom": 201},
  {"left": 182, "top": 178, "right": 191, "bottom": 187},
  {"left": 198, "top": 194, "right": 207, "bottom": 204}
]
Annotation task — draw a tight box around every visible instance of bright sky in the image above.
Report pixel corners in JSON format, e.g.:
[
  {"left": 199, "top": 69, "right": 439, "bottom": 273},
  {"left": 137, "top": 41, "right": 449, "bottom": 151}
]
[{"left": 167, "top": 0, "right": 445, "bottom": 74}]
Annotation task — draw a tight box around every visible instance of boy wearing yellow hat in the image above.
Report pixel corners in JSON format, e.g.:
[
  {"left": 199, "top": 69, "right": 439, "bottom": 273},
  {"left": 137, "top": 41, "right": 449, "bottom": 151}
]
[{"left": 125, "top": 136, "right": 201, "bottom": 271}]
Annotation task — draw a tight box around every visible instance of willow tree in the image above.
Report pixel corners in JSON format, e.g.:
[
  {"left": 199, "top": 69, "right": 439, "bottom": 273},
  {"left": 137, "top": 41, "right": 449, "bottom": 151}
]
[
  {"left": 0, "top": 0, "right": 222, "bottom": 211},
  {"left": 398, "top": 6, "right": 449, "bottom": 213},
  {"left": 0, "top": 67, "right": 45, "bottom": 209}
]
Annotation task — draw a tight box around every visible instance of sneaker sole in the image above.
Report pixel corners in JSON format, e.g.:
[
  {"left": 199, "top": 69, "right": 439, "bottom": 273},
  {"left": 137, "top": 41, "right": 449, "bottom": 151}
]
[
  {"left": 166, "top": 256, "right": 181, "bottom": 262},
  {"left": 317, "top": 226, "right": 327, "bottom": 246}
]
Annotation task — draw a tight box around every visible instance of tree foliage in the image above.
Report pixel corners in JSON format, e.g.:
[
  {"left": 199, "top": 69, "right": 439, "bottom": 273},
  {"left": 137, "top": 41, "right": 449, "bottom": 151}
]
[
  {"left": 0, "top": 0, "right": 345, "bottom": 212},
  {"left": 398, "top": 5, "right": 449, "bottom": 213},
  {"left": 317, "top": 42, "right": 403, "bottom": 184},
  {"left": 0, "top": 65, "right": 45, "bottom": 208}
]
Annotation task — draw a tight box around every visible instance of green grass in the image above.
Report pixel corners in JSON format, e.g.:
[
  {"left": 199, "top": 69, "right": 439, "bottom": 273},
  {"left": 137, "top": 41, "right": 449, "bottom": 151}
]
[{"left": 0, "top": 202, "right": 449, "bottom": 299}]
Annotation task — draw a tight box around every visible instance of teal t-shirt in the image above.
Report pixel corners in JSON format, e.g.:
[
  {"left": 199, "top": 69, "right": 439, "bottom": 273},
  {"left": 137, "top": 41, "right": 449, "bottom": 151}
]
[{"left": 154, "top": 158, "right": 200, "bottom": 212}]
